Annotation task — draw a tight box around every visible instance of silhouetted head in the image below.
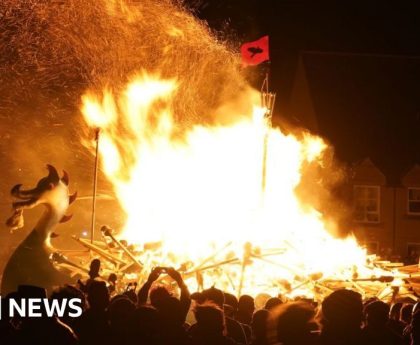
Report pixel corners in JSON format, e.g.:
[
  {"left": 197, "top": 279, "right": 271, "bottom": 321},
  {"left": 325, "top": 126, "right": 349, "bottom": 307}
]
[
  {"left": 321, "top": 289, "right": 363, "bottom": 332},
  {"left": 223, "top": 293, "right": 238, "bottom": 318},
  {"left": 150, "top": 285, "right": 171, "bottom": 309},
  {"left": 268, "top": 302, "right": 316, "bottom": 345},
  {"left": 108, "top": 296, "right": 136, "bottom": 331},
  {"left": 87, "top": 280, "right": 109, "bottom": 311},
  {"left": 224, "top": 293, "right": 238, "bottom": 312},
  {"left": 50, "top": 284, "right": 86, "bottom": 320},
  {"left": 201, "top": 287, "right": 224, "bottom": 308},
  {"left": 238, "top": 294, "right": 255, "bottom": 314},
  {"left": 108, "top": 273, "right": 117, "bottom": 284},
  {"left": 236, "top": 294, "right": 254, "bottom": 324},
  {"left": 157, "top": 296, "right": 184, "bottom": 327},
  {"left": 89, "top": 259, "right": 101, "bottom": 279},
  {"left": 364, "top": 300, "right": 390, "bottom": 327},
  {"left": 265, "top": 297, "right": 282, "bottom": 311},
  {"left": 194, "top": 302, "right": 226, "bottom": 335},
  {"left": 6, "top": 164, "right": 76, "bottom": 231},
  {"left": 389, "top": 302, "right": 403, "bottom": 321},
  {"left": 123, "top": 290, "right": 138, "bottom": 305},
  {"left": 130, "top": 305, "right": 160, "bottom": 341},
  {"left": 401, "top": 303, "right": 414, "bottom": 324},
  {"left": 16, "top": 285, "right": 47, "bottom": 318},
  {"left": 252, "top": 309, "right": 270, "bottom": 341}
]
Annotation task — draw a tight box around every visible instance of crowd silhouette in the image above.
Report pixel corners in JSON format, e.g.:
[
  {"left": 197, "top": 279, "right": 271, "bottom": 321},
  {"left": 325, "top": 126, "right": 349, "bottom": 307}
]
[{"left": 0, "top": 261, "right": 418, "bottom": 345}]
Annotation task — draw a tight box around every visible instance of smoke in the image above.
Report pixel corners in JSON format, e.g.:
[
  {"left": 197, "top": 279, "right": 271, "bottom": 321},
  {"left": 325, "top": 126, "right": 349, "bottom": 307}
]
[{"left": 295, "top": 139, "right": 353, "bottom": 238}]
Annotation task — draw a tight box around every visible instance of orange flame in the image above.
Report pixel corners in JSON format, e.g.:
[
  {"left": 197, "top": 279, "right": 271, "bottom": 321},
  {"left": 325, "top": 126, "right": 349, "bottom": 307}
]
[{"left": 81, "top": 73, "right": 377, "bottom": 297}]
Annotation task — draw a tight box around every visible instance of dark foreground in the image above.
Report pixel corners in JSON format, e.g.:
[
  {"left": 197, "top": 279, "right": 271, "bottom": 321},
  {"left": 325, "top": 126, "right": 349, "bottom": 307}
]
[{"left": 0, "top": 265, "right": 418, "bottom": 345}]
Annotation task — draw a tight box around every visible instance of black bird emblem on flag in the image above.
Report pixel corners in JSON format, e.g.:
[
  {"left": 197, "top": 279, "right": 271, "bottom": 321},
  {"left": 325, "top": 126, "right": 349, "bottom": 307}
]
[
  {"left": 240, "top": 36, "right": 269, "bottom": 66},
  {"left": 248, "top": 46, "right": 264, "bottom": 58}
]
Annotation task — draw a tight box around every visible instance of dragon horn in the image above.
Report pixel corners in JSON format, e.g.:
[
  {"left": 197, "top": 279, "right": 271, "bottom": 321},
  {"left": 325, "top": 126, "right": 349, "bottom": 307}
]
[
  {"left": 69, "top": 191, "right": 78, "bottom": 204},
  {"left": 46, "top": 164, "right": 60, "bottom": 184},
  {"left": 61, "top": 170, "right": 69, "bottom": 186},
  {"left": 59, "top": 214, "right": 73, "bottom": 223}
]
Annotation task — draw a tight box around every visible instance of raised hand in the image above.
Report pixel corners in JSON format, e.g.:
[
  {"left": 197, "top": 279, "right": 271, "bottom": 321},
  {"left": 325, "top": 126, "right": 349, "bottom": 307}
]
[
  {"left": 147, "top": 267, "right": 162, "bottom": 283},
  {"left": 166, "top": 267, "right": 183, "bottom": 285}
]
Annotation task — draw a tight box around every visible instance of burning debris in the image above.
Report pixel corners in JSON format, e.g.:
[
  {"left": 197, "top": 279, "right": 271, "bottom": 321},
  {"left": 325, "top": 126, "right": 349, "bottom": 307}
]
[
  {"left": 76, "top": 74, "right": 416, "bottom": 300},
  {"left": 55, "top": 223, "right": 419, "bottom": 302},
  {"left": 1, "top": 0, "right": 419, "bottom": 302}
]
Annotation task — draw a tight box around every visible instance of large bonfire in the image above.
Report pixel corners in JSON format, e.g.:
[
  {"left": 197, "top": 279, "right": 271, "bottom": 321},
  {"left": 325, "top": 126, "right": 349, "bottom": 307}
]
[
  {"left": 75, "top": 0, "right": 406, "bottom": 299},
  {"left": 0, "top": 0, "right": 410, "bottom": 299},
  {"left": 80, "top": 73, "right": 399, "bottom": 297}
]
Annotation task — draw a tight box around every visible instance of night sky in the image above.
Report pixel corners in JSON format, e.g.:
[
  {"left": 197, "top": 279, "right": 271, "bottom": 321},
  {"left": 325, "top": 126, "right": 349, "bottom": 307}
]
[{"left": 189, "top": 0, "right": 420, "bottom": 181}]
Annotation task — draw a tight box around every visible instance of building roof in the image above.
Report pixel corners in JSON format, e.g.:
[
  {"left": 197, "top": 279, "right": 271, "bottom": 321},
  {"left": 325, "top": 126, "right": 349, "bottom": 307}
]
[
  {"left": 402, "top": 164, "right": 420, "bottom": 187},
  {"left": 290, "top": 51, "right": 420, "bottom": 184},
  {"left": 352, "top": 158, "right": 386, "bottom": 186}
]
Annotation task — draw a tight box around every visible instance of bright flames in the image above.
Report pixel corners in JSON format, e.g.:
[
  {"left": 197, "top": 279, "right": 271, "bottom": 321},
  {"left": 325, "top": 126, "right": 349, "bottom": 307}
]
[{"left": 81, "top": 72, "right": 376, "bottom": 297}]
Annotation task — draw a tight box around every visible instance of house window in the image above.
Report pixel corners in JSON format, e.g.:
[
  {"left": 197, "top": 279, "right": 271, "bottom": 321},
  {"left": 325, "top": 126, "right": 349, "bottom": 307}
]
[
  {"left": 353, "top": 185, "right": 380, "bottom": 223},
  {"left": 408, "top": 188, "right": 420, "bottom": 215},
  {"left": 406, "top": 243, "right": 420, "bottom": 265}
]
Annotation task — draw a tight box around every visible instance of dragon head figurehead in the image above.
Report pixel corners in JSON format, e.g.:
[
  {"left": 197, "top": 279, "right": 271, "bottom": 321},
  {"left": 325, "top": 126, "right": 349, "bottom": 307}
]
[{"left": 6, "top": 164, "right": 77, "bottom": 235}]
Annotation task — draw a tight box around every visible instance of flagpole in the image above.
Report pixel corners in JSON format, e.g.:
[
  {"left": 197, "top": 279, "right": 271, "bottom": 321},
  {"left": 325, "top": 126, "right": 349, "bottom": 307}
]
[
  {"left": 90, "top": 128, "right": 100, "bottom": 244},
  {"left": 261, "top": 63, "right": 275, "bottom": 196},
  {"left": 239, "top": 35, "right": 274, "bottom": 196}
]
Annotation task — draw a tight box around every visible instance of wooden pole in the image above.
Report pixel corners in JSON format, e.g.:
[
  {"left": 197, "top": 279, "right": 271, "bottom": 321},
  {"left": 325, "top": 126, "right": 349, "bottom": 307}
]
[
  {"left": 238, "top": 242, "right": 252, "bottom": 298},
  {"left": 260, "top": 61, "right": 276, "bottom": 196},
  {"left": 101, "top": 226, "right": 144, "bottom": 269},
  {"left": 91, "top": 128, "right": 100, "bottom": 244}
]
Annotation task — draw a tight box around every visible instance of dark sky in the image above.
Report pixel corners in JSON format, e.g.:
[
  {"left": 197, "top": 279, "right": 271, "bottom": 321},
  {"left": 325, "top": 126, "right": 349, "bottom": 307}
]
[
  {"left": 188, "top": 1, "right": 420, "bottom": 181},
  {"left": 191, "top": 1, "right": 420, "bottom": 91}
]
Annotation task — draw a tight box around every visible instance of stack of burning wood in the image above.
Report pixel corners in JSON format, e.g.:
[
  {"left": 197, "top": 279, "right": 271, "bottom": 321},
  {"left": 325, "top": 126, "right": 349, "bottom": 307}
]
[{"left": 51, "top": 225, "right": 420, "bottom": 302}]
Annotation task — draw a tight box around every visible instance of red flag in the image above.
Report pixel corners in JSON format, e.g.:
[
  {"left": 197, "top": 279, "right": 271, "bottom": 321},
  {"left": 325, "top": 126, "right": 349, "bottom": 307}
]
[{"left": 240, "top": 36, "right": 269, "bottom": 66}]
